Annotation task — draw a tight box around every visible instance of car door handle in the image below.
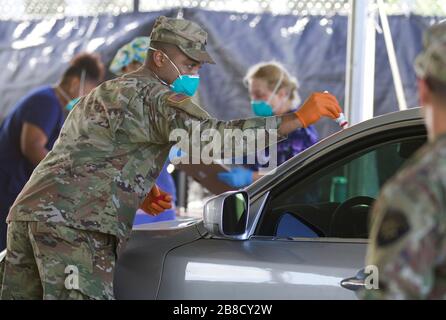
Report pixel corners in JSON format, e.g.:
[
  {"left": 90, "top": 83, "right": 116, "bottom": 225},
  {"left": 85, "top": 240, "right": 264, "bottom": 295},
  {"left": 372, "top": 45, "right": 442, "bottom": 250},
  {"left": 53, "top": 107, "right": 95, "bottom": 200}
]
[{"left": 341, "top": 277, "right": 366, "bottom": 291}]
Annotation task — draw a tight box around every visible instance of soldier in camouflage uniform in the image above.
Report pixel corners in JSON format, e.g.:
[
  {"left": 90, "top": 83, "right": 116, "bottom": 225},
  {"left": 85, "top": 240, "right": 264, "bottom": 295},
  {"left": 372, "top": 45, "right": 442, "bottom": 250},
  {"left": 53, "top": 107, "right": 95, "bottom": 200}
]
[
  {"left": 363, "top": 22, "right": 446, "bottom": 299},
  {"left": 0, "top": 16, "right": 342, "bottom": 299}
]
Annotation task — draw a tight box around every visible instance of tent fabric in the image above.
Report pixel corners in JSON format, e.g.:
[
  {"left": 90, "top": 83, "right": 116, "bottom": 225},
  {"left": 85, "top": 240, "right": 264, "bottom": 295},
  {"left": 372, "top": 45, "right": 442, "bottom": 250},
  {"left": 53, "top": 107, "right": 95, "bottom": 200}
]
[{"left": 0, "top": 9, "right": 443, "bottom": 138}]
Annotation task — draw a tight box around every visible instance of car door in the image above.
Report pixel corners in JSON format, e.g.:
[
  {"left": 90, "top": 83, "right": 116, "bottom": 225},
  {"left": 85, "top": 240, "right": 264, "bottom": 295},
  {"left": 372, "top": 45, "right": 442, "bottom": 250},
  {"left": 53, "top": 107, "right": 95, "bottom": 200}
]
[{"left": 158, "top": 123, "right": 426, "bottom": 300}]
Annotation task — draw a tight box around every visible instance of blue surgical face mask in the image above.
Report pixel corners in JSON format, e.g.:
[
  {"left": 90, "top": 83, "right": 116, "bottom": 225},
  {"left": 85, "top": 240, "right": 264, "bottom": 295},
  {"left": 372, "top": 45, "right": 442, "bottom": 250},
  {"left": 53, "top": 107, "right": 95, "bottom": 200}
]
[
  {"left": 65, "top": 97, "right": 81, "bottom": 111},
  {"left": 148, "top": 47, "right": 200, "bottom": 96},
  {"left": 251, "top": 100, "right": 274, "bottom": 117},
  {"left": 171, "top": 74, "right": 200, "bottom": 96}
]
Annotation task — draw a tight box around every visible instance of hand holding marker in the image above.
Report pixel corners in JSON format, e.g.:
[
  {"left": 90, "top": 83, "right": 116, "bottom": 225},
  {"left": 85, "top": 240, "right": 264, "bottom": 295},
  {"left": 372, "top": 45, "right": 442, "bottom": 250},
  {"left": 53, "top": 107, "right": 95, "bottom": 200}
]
[{"left": 324, "top": 91, "right": 348, "bottom": 128}]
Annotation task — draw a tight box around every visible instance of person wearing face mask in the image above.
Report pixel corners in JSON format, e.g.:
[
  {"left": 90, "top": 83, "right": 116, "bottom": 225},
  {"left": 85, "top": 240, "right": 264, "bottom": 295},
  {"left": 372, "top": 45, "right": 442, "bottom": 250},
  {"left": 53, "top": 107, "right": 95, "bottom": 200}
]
[
  {"left": 0, "top": 16, "right": 343, "bottom": 300},
  {"left": 0, "top": 53, "right": 104, "bottom": 252},
  {"left": 361, "top": 22, "right": 446, "bottom": 300},
  {"left": 218, "top": 62, "right": 319, "bottom": 188},
  {"left": 109, "top": 37, "right": 178, "bottom": 224}
]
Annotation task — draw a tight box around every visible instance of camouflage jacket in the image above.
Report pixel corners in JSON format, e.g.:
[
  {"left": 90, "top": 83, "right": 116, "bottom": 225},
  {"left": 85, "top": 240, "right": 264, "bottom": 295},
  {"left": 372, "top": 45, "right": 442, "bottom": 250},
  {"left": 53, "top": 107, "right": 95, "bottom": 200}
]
[
  {"left": 7, "top": 67, "right": 283, "bottom": 251},
  {"left": 362, "top": 134, "right": 446, "bottom": 299}
]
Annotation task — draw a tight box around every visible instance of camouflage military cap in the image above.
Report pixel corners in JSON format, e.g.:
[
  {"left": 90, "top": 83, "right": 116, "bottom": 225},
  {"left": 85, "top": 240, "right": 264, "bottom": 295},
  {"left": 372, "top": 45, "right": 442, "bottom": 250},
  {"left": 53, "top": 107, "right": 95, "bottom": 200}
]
[
  {"left": 414, "top": 21, "right": 446, "bottom": 83},
  {"left": 149, "top": 16, "right": 215, "bottom": 64}
]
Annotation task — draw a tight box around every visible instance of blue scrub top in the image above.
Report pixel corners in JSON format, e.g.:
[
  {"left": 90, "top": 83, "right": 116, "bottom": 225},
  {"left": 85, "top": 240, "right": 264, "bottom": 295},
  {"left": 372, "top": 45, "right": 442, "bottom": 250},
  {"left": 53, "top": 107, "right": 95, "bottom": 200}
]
[
  {"left": 0, "top": 86, "right": 64, "bottom": 203},
  {"left": 247, "top": 125, "right": 319, "bottom": 171}
]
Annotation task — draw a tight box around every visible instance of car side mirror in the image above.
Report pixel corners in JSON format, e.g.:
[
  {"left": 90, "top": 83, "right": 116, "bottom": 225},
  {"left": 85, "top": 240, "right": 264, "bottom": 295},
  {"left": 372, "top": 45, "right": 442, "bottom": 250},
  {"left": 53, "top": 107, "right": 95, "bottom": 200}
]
[{"left": 203, "top": 191, "right": 249, "bottom": 240}]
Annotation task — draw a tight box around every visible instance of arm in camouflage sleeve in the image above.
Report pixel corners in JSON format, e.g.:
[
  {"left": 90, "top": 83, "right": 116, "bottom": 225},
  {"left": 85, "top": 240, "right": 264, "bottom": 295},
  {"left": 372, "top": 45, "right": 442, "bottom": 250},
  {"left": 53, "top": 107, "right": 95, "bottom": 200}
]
[
  {"left": 361, "top": 181, "right": 444, "bottom": 300},
  {"left": 155, "top": 92, "right": 303, "bottom": 161}
]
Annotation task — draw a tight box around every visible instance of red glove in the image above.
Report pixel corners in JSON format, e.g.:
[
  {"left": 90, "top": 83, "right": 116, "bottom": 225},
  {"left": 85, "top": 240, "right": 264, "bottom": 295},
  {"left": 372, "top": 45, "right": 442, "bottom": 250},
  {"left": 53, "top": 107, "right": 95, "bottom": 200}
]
[
  {"left": 140, "top": 185, "right": 173, "bottom": 216},
  {"left": 295, "top": 92, "right": 342, "bottom": 128}
]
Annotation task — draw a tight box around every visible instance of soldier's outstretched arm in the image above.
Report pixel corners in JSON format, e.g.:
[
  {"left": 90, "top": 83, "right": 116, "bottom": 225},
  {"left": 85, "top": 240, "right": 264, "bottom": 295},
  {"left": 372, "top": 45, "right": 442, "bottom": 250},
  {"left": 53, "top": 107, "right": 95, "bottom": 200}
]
[
  {"left": 155, "top": 91, "right": 341, "bottom": 159},
  {"left": 361, "top": 183, "right": 441, "bottom": 300}
]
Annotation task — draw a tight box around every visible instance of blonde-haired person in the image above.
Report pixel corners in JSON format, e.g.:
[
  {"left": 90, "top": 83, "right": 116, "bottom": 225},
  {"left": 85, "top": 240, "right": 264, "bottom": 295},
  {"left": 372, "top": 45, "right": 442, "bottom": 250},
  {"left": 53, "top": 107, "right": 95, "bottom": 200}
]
[{"left": 218, "top": 62, "right": 318, "bottom": 188}]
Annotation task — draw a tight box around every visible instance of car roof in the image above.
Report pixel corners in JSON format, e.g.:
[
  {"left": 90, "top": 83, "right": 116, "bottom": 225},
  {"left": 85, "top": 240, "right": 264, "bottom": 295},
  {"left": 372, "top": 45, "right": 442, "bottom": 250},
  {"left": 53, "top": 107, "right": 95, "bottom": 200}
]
[{"left": 246, "top": 107, "right": 424, "bottom": 196}]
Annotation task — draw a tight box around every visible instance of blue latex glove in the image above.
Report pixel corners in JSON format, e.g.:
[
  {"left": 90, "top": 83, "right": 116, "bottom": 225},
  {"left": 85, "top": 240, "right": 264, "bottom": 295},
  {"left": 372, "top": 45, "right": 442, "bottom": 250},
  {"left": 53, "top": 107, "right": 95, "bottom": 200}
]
[{"left": 218, "top": 167, "right": 254, "bottom": 188}]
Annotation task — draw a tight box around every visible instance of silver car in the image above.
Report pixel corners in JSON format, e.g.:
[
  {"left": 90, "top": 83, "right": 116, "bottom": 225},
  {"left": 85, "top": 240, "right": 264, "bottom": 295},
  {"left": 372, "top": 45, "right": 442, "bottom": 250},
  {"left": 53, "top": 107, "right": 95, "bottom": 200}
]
[
  {"left": 114, "top": 107, "right": 426, "bottom": 300},
  {"left": 0, "top": 108, "right": 426, "bottom": 299}
]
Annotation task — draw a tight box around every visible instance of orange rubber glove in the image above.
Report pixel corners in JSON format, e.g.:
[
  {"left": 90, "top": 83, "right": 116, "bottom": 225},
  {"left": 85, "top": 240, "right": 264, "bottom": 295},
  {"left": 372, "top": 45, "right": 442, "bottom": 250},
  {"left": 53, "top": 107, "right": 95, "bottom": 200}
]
[
  {"left": 140, "top": 185, "right": 173, "bottom": 216},
  {"left": 295, "top": 92, "right": 343, "bottom": 128}
]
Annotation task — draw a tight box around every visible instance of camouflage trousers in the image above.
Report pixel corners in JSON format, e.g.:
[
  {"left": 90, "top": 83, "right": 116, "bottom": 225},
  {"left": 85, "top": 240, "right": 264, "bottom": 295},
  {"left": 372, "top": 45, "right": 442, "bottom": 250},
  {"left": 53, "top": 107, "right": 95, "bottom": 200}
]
[{"left": 0, "top": 221, "right": 117, "bottom": 300}]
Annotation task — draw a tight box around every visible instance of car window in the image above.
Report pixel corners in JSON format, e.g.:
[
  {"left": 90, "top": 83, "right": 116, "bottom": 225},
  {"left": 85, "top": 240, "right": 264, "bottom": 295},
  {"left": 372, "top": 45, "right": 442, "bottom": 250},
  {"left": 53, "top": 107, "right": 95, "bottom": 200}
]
[{"left": 256, "top": 136, "right": 426, "bottom": 239}]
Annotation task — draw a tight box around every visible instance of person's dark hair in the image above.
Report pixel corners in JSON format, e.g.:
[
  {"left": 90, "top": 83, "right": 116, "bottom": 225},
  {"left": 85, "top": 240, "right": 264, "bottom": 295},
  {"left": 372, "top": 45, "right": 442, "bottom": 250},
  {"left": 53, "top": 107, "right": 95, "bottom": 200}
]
[
  {"left": 61, "top": 53, "right": 105, "bottom": 85},
  {"left": 426, "top": 76, "right": 446, "bottom": 99}
]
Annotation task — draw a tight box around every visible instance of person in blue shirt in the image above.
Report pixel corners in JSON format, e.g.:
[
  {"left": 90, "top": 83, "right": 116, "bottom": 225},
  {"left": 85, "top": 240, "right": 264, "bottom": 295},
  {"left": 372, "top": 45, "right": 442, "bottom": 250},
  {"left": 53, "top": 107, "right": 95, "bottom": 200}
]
[
  {"left": 0, "top": 53, "right": 104, "bottom": 251},
  {"left": 109, "top": 37, "right": 177, "bottom": 224},
  {"left": 218, "top": 61, "right": 319, "bottom": 188}
]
